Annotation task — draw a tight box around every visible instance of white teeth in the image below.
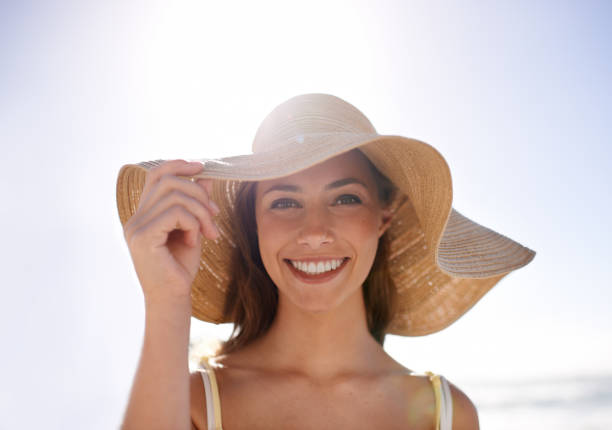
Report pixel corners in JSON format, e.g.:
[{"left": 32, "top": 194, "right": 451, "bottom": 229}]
[{"left": 289, "top": 258, "right": 345, "bottom": 275}]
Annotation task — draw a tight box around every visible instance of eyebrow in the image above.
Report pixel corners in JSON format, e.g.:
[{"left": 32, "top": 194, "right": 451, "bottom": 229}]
[{"left": 262, "top": 178, "right": 368, "bottom": 196}]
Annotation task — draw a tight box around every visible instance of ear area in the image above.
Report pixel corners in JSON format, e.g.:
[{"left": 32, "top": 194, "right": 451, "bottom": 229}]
[{"left": 378, "top": 208, "right": 394, "bottom": 238}]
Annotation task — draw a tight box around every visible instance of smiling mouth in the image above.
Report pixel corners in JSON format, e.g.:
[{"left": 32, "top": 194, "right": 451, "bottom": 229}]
[{"left": 283, "top": 258, "right": 350, "bottom": 281}]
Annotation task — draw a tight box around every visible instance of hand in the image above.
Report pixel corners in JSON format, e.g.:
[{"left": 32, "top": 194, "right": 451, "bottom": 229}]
[{"left": 122, "top": 160, "right": 220, "bottom": 305}]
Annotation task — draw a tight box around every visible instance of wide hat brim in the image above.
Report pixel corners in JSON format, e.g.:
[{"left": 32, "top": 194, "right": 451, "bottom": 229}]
[{"left": 117, "top": 131, "right": 535, "bottom": 336}]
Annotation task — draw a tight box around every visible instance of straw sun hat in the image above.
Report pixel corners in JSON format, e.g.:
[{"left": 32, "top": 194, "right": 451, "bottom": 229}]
[{"left": 116, "top": 93, "right": 535, "bottom": 336}]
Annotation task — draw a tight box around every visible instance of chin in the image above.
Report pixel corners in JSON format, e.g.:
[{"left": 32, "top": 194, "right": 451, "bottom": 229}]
[{"left": 282, "top": 283, "right": 360, "bottom": 315}]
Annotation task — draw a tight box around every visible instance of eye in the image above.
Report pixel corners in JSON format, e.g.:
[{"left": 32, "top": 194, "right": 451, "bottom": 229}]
[
  {"left": 334, "top": 194, "right": 362, "bottom": 205},
  {"left": 270, "top": 198, "right": 301, "bottom": 209}
]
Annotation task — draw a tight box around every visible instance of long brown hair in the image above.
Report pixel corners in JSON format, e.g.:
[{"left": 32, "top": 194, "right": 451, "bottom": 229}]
[{"left": 219, "top": 152, "right": 398, "bottom": 355}]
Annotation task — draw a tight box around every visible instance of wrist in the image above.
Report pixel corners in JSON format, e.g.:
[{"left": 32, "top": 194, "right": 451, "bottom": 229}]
[
  {"left": 144, "top": 290, "right": 191, "bottom": 308},
  {"left": 144, "top": 295, "right": 192, "bottom": 325}
]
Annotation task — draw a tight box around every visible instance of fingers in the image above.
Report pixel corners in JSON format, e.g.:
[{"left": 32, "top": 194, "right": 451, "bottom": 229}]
[
  {"left": 138, "top": 174, "right": 219, "bottom": 222},
  {"left": 200, "top": 178, "right": 214, "bottom": 196},
  {"left": 129, "top": 205, "right": 203, "bottom": 250},
  {"left": 134, "top": 188, "right": 220, "bottom": 241},
  {"left": 198, "top": 179, "right": 219, "bottom": 213},
  {"left": 125, "top": 160, "right": 221, "bottom": 245},
  {"left": 142, "top": 160, "right": 203, "bottom": 197}
]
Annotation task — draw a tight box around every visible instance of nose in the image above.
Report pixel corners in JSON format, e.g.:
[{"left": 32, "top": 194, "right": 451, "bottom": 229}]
[{"left": 296, "top": 207, "right": 334, "bottom": 249}]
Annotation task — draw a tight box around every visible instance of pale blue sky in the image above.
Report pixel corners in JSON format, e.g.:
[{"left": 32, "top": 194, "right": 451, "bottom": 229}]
[{"left": 1, "top": 1, "right": 610, "bottom": 428}]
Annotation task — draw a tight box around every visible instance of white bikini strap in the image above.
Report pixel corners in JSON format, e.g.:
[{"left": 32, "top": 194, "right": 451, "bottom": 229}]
[
  {"left": 198, "top": 359, "right": 223, "bottom": 430},
  {"left": 439, "top": 375, "right": 453, "bottom": 430}
]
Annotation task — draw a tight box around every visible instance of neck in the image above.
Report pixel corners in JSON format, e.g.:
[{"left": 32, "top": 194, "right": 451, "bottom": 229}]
[{"left": 244, "top": 287, "right": 386, "bottom": 381}]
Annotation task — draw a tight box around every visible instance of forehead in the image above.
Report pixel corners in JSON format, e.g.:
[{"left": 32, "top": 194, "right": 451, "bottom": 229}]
[{"left": 257, "top": 150, "right": 376, "bottom": 192}]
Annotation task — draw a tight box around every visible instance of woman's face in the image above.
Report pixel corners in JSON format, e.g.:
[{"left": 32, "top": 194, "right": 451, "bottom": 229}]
[{"left": 255, "top": 150, "right": 392, "bottom": 314}]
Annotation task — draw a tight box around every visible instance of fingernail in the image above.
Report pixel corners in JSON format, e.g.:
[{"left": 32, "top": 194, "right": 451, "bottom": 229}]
[{"left": 210, "top": 200, "right": 220, "bottom": 215}]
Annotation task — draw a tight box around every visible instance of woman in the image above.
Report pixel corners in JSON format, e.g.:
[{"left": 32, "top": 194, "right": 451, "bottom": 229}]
[{"left": 116, "top": 94, "right": 535, "bottom": 429}]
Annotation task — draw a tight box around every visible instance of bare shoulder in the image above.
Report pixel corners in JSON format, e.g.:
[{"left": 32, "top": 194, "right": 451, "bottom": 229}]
[
  {"left": 447, "top": 379, "right": 479, "bottom": 430},
  {"left": 399, "top": 372, "right": 438, "bottom": 429},
  {"left": 189, "top": 370, "right": 207, "bottom": 430}
]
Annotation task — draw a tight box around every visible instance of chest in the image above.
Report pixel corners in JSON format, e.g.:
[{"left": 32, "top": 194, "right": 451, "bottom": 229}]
[{"left": 217, "top": 372, "right": 434, "bottom": 430}]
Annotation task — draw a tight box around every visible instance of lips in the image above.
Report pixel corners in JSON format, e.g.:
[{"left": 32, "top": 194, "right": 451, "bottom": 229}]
[
  {"left": 284, "top": 257, "right": 349, "bottom": 284},
  {"left": 288, "top": 258, "right": 346, "bottom": 274}
]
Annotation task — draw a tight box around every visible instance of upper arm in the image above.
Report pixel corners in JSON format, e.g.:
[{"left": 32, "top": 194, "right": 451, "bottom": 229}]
[
  {"left": 448, "top": 381, "right": 479, "bottom": 430},
  {"left": 190, "top": 371, "right": 207, "bottom": 430}
]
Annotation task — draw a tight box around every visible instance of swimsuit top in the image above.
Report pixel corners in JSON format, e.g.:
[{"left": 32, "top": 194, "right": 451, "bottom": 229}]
[{"left": 197, "top": 357, "right": 453, "bottom": 430}]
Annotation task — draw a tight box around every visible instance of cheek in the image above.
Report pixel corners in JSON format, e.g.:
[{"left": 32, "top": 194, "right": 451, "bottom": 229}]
[
  {"left": 256, "top": 214, "right": 288, "bottom": 272},
  {"left": 256, "top": 216, "right": 272, "bottom": 257},
  {"left": 351, "top": 213, "right": 382, "bottom": 262},
  {"left": 350, "top": 212, "right": 381, "bottom": 240}
]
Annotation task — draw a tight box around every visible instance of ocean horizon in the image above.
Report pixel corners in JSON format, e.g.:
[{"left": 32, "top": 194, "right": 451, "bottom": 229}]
[{"left": 464, "top": 373, "right": 612, "bottom": 429}]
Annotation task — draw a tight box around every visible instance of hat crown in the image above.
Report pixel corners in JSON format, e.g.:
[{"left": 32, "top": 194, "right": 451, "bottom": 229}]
[{"left": 252, "top": 93, "right": 377, "bottom": 153}]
